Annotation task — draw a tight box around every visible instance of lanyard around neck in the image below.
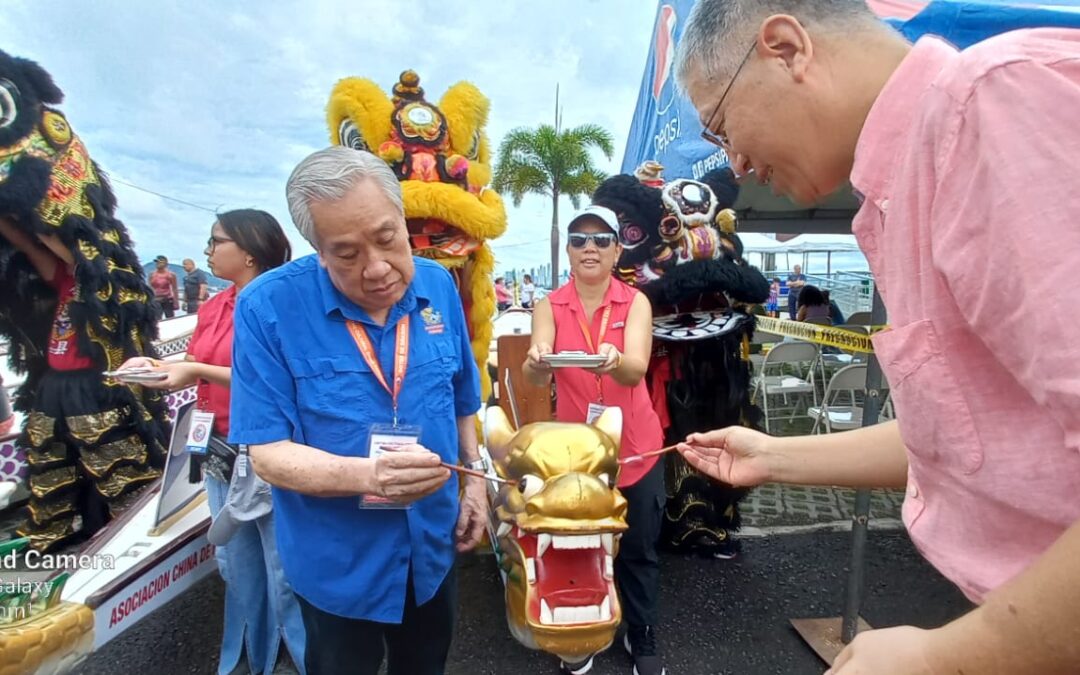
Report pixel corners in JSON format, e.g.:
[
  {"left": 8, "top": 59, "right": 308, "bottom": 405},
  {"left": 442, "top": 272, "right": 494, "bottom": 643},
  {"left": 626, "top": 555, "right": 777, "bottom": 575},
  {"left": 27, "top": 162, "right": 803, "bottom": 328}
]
[
  {"left": 576, "top": 303, "right": 612, "bottom": 403},
  {"left": 576, "top": 303, "right": 612, "bottom": 353},
  {"left": 346, "top": 315, "right": 410, "bottom": 426}
]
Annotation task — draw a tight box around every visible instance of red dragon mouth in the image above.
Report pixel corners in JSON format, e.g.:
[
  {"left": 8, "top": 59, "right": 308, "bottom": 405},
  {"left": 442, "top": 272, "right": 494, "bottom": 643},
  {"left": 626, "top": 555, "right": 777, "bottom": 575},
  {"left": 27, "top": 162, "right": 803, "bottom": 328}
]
[{"left": 501, "top": 526, "right": 618, "bottom": 626}]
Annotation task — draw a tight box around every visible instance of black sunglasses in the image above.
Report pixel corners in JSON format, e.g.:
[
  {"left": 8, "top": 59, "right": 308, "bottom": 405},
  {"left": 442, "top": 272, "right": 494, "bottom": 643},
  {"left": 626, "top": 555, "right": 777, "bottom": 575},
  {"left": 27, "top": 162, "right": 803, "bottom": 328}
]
[
  {"left": 700, "top": 42, "right": 756, "bottom": 150},
  {"left": 568, "top": 233, "right": 616, "bottom": 249}
]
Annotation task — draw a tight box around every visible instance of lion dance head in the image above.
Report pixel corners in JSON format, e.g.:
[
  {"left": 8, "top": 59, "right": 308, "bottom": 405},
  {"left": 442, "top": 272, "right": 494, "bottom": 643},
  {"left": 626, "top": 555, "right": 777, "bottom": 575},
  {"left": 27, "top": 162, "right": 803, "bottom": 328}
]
[
  {"left": 484, "top": 406, "right": 628, "bottom": 663},
  {"left": 327, "top": 70, "right": 507, "bottom": 399},
  {"left": 0, "top": 51, "right": 161, "bottom": 415}
]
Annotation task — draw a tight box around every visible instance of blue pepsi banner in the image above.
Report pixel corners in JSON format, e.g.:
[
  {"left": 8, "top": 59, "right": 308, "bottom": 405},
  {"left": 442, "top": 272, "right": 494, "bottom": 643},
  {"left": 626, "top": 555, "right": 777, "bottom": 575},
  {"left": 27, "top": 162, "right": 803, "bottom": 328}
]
[
  {"left": 621, "top": 0, "right": 725, "bottom": 182},
  {"left": 622, "top": 0, "right": 1080, "bottom": 183}
]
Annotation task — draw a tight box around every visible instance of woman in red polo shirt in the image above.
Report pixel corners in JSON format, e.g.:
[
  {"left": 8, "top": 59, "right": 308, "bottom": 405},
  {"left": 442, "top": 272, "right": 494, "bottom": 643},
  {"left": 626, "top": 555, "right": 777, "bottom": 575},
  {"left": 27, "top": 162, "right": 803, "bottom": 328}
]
[
  {"left": 120, "top": 209, "right": 304, "bottom": 675},
  {"left": 523, "top": 205, "right": 667, "bottom": 675}
]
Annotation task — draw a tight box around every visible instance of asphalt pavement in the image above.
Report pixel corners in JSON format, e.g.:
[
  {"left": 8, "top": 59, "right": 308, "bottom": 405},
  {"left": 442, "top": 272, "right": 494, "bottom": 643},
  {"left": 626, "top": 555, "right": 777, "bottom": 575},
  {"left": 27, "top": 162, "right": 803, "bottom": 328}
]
[{"left": 77, "top": 530, "right": 971, "bottom": 675}]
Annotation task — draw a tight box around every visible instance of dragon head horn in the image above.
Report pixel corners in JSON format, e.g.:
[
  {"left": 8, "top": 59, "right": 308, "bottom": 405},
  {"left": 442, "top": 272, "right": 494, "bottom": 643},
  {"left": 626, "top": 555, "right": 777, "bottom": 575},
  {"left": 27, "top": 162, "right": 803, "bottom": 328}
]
[{"left": 392, "top": 70, "right": 425, "bottom": 104}]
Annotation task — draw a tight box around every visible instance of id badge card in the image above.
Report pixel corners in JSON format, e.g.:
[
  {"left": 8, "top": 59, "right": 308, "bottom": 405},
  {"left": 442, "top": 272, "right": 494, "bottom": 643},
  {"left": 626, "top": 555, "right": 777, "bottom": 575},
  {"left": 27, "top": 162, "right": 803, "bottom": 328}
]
[
  {"left": 185, "top": 410, "right": 215, "bottom": 455},
  {"left": 586, "top": 402, "right": 607, "bottom": 425},
  {"left": 361, "top": 423, "right": 422, "bottom": 510}
]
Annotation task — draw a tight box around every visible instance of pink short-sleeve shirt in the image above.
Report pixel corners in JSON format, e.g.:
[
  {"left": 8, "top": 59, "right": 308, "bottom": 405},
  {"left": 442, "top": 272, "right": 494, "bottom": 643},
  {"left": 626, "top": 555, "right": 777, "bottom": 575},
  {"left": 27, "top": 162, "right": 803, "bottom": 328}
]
[{"left": 852, "top": 29, "right": 1080, "bottom": 603}]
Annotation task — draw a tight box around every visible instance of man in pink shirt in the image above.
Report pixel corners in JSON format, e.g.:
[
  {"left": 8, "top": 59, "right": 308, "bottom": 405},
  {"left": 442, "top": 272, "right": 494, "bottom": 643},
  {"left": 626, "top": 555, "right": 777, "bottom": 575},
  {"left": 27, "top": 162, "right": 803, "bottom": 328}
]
[{"left": 673, "top": 1, "right": 1080, "bottom": 674}]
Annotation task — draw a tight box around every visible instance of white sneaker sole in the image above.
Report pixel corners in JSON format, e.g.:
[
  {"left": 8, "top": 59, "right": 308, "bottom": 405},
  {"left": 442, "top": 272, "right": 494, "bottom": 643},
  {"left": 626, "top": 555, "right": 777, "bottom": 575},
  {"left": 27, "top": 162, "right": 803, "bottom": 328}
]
[
  {"left": 561, "top": 655, "right": 594, "bottom": 675},
  {"left": 623, "top": 634, "right": 666, "bottom": 675}
]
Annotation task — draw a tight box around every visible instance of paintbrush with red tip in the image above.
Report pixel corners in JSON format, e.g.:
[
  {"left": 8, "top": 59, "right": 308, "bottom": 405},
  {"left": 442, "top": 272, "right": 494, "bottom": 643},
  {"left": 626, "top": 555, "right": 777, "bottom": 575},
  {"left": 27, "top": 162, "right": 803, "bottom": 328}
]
[{"left": 618, "top": 444, "right": 680, "bottom": 465}]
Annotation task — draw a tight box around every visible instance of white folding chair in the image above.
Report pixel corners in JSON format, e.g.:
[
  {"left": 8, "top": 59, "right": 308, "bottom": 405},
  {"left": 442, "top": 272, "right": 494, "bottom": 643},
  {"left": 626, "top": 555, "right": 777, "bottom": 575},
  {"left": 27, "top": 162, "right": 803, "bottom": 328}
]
[
  {"left": 816, "top": 324, "right": 870, "bottom": 389},
  {"left": 880, "top": 389, "right": 895, "bottom": 420},
  {"left": 808, "top": 364, "right": 868, "bottom": 434},
  {"left": 846, "top": 311, "right": 872, "bottom": 326},
  {"left": 749, "top": 325, "right": 784, "bottom": 372},
  {"left": 752, "top": 341, "right": 819, "bottom": 433}
]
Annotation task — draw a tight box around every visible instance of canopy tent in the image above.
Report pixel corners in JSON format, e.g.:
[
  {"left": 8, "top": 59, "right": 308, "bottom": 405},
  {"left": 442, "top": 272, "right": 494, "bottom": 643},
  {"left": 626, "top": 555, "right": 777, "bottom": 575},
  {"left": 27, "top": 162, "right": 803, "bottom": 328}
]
[
  {"left": 740, "top": 233, "right": 862, "bottom": 254},
  {"left": 621, "top": 0, "right": 1080, "bottom": 234},
  {"left": 737, "top": 233, "right": 866, "bottom": 275}
]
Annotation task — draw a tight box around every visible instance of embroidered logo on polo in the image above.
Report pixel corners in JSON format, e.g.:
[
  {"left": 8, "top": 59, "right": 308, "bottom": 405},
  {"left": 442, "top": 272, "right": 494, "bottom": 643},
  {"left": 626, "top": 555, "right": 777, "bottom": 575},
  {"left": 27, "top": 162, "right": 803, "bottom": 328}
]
[{"left": 421, "top": 306, "right": 444, "bottom": 334}]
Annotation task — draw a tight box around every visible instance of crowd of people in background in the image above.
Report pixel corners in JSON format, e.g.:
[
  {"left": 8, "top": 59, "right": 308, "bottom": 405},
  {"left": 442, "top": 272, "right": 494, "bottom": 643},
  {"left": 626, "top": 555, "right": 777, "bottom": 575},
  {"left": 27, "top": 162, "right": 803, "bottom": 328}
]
[
  {"left": 147, "top": 254, "right": 214, "bottom": 320},
  {"left": 493, "top": 273, "right": 541, "bottom": 313}
]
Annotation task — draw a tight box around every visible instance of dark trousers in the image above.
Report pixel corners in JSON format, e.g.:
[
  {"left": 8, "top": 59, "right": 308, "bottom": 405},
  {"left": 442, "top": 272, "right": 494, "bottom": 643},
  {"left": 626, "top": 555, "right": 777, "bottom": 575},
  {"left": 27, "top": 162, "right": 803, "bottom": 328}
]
[
  {"left": 298, "top": 566, "right": 457, "bottom": 675},
  {"left": 616, "top": 459, "right": 665, "bottom": 628},
  {"left": 787, "top": 293, "right": 798, "bottom": 320},
  {"left": 157, "top": 297, "right": 175, "bottom": 319}
]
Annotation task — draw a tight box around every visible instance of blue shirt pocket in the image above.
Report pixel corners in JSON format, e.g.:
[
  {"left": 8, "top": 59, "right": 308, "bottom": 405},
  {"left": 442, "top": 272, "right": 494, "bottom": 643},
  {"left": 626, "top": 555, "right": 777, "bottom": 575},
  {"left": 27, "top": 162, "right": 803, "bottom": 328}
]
[
  {"left": 409, "top": 336, "right": 459, "bottom": 417},
  {"left": 288, "top": 355, "right": 377, "bottom": 454}
]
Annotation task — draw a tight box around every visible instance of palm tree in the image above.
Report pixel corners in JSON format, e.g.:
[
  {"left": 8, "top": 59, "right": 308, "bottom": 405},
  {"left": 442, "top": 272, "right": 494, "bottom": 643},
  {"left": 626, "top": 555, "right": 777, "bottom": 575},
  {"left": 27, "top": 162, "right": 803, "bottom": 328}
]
[{"left": 493, "top": 123, "right": 614, "bottom": 288}]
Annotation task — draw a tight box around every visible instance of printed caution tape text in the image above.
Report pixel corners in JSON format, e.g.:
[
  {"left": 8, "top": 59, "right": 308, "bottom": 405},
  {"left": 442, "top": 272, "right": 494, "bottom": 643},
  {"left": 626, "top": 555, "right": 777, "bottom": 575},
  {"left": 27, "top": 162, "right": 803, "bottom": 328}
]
[{"left": 755, "top": 316, "right": 877, "bottom": 354}]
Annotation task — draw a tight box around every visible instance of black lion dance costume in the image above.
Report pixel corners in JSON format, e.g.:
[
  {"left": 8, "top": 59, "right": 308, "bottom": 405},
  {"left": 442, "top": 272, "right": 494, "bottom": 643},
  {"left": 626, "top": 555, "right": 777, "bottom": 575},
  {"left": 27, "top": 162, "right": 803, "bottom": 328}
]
[
  {"left": 0, "top": 52, "right": 168, "bottom": 551},
  {"left": 592, "top": 166, "right": 769, "bottom": 557}
]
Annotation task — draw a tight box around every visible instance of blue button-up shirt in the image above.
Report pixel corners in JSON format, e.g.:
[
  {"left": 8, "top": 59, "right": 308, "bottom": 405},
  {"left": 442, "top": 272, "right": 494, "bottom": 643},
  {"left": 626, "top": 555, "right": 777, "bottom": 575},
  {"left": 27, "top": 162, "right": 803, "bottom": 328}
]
[{"left": 229, "top": 255, "right": 481, "bottom": 621}]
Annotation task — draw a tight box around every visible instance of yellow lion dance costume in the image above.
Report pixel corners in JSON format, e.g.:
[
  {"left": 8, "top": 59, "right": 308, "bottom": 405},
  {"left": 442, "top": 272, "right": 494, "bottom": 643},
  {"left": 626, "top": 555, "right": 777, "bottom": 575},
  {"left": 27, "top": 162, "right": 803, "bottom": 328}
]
[{"left": 327, "top": 70, "right": 507, "bottom": 400}]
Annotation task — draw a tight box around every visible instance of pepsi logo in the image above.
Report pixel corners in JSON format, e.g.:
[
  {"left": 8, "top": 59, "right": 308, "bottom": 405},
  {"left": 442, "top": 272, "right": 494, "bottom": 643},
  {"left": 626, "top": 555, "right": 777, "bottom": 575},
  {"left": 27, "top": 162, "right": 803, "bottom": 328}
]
[{"left": 651, "top": 4, "right": 678, "bottom": 116}]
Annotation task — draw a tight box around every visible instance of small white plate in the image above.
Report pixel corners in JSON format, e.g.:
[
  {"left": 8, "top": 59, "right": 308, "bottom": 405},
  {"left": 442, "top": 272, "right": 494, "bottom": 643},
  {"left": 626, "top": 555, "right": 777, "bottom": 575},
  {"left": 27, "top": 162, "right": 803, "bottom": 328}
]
[
  {"left": 541, "top": 352, "right": 607, "bottom": 368},
  {"left": 106, "top": 370, "right": 168, "bottom": 382}
]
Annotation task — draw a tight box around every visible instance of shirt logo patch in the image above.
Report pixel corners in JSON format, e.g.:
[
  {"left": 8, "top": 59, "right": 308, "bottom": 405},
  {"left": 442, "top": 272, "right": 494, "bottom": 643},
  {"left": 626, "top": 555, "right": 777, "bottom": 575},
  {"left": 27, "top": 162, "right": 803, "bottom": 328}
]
[
  {"left": 611, "top": 321, "right": 625, "bottom": 329},
  {"left": 421, "top": 306, "right": 444, "bottom": 334}
]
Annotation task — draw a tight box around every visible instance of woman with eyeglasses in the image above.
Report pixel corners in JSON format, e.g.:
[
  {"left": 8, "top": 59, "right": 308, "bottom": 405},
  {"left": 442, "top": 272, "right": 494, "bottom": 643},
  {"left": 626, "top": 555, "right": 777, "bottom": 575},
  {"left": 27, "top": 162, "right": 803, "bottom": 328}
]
[
  {"left": 523, "top": 206, "right": 667, "bottom": 675},
  {"left": 118, "top": 210, "right": 306, "bottom": 675}
]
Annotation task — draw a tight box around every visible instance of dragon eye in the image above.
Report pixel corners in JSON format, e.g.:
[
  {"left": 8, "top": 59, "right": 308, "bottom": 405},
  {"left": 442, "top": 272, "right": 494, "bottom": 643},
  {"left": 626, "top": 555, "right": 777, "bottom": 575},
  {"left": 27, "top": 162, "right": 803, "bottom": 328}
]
[
  {"left": 620, "top": 224, "right": 647, "bottom": 247},
  {"left": 466, "top": 130, "right": 481, "bottom": 160},
  {"left": 597, "top": 472, "right": 615, "bottom": 489},
  {"left": 517, "top": 474, "right": 544, "bottom": 500},
  {"left": 338, "top": 119, "right": 368, "bottom": 152},
  {"left": 0, "top": 79, "right": 19, "bottom": 129}
]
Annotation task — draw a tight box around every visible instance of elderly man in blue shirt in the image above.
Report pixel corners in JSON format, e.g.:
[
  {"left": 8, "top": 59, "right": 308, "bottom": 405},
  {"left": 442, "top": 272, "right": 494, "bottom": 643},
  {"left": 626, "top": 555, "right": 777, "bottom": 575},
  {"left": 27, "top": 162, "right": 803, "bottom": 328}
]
[{"left": 229, "top": 146, "right": 488, "bottom": 675}]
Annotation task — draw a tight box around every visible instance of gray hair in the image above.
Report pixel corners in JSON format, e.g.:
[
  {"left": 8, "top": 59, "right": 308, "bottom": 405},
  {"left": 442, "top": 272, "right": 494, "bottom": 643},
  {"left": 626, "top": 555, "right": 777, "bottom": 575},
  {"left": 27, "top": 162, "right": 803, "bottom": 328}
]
[
  {"left": 675, "top": 0, "right": 881, "bottom": 88},
  {"left": 285, "top": 146, "right": 404, "bottom": 247}
]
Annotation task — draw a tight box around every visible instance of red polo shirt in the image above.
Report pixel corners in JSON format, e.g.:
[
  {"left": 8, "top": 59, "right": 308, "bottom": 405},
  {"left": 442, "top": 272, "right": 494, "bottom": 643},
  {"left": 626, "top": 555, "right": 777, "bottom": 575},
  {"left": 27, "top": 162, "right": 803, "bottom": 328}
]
[{"left": 186, "top": 286, "right": 236, "bottom": 436}]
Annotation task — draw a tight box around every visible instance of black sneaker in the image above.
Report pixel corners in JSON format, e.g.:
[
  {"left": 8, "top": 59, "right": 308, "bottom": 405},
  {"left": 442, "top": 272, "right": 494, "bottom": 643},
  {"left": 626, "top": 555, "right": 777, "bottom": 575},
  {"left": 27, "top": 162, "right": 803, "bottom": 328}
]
[
  {"left": 559, "top": 653, "right": 595, "bottom": 674},
  {"left": 623, "top": 625, "right": 666, "bottom": 675}
]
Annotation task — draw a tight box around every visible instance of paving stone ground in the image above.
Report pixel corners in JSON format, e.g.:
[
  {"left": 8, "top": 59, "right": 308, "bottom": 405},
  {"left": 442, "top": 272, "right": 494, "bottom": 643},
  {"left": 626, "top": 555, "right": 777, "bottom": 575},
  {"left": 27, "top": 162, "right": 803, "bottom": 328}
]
[{"left": 737, "top": 396, "right": 904, "bottom": 533}]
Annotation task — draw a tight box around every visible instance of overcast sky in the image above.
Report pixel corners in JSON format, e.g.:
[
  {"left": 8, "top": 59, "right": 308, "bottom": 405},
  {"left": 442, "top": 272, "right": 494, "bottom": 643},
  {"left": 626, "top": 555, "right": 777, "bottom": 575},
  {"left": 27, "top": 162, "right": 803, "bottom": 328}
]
[{"left": 3, "top": 0, "right": 661, "bottom": 276}]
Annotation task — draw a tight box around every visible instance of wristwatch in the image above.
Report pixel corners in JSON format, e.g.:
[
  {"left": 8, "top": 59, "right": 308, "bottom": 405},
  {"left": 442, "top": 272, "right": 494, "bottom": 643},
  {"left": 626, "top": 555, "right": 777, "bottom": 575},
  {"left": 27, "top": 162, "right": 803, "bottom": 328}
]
[{"left": 464, "top": 458, "right": 487, "bottom": 472}]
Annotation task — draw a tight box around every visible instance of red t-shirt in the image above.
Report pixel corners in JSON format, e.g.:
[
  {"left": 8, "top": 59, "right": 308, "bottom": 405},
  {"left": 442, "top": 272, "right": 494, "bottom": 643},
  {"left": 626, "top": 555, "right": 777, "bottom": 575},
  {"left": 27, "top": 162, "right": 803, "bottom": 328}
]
[
  {"left": 47, "top": 266, "right": 95, "bottom": 371},
  {"left": 186, "top": 286, "right": 236, "bottom": 436}
]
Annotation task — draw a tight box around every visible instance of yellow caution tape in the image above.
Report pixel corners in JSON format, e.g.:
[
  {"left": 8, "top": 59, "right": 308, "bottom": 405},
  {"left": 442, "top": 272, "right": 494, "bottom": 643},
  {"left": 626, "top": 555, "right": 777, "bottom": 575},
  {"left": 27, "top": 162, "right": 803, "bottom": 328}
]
[{"left": 755, "top": 316, "right": 878, "bottom": 354}]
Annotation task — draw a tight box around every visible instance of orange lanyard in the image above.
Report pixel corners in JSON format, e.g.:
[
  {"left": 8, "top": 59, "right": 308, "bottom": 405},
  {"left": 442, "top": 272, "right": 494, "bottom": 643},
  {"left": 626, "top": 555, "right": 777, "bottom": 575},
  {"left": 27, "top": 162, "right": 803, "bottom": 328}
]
[
  {"left": 577, "top": 304, "right": 612, "bottom": 352},
  {"left": 577, "top": 304, "right": 612, "bottom": 403},
  {"left": 347, "top": 315, "right": 410, "bottom": 426}
]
